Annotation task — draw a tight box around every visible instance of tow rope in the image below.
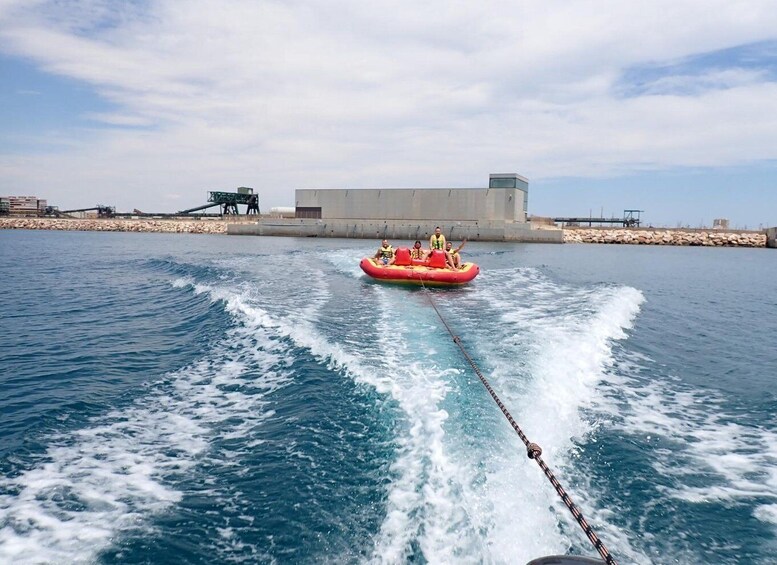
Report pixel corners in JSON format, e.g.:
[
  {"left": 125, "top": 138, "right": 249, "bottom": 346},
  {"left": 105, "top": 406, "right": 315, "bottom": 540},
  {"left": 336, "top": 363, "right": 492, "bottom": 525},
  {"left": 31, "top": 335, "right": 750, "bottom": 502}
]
[{"left": 416, "top": 278, "right": 617, "bottom": 565}]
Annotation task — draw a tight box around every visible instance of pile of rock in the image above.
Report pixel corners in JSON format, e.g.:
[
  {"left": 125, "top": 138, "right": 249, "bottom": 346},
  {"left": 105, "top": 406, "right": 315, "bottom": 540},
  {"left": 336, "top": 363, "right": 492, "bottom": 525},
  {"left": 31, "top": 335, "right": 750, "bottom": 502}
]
[
  {"left": 563, "top": 228, "right": 767, "bottom": 247},
  {"left": 0, "top": 217, "right": 230, "bottom": 234}
]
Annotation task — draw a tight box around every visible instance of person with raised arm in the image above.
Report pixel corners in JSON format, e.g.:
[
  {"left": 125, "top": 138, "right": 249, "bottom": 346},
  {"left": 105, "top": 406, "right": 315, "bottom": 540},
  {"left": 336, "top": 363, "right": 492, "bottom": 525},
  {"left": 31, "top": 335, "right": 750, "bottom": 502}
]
[{"left": 445, "top": 239, "right": 467, "bottom": 269}]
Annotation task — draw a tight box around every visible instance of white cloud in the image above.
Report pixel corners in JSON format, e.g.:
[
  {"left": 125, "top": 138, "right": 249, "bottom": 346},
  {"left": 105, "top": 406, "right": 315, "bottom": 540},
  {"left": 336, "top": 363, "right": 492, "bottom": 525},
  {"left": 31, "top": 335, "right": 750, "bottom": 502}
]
[{"left": 1, "top": 0, "right": 776, "bottom": 216}]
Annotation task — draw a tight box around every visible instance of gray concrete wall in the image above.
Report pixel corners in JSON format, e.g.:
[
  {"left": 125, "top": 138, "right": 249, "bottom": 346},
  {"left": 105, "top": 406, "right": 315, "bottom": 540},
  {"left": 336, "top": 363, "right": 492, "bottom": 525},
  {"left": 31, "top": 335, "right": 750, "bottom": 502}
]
[
  {"left": 227, "top": 218, "right": 562, "bottom": 243},
  {"left": 295, "top": 187, "right": 527, "bottom": 223}
]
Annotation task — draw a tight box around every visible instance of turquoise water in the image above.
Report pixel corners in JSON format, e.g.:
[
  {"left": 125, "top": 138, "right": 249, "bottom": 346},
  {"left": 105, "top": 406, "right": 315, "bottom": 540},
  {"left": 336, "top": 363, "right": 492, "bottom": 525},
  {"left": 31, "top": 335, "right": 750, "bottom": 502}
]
[{"left": 1, "top": 230, "right": 776, "bottom": 564}]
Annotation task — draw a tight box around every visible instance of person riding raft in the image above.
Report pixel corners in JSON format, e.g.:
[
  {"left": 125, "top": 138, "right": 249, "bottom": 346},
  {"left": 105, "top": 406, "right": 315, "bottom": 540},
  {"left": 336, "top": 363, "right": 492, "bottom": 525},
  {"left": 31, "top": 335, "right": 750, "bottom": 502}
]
[
  {"left": 445, "top": 239, "right": 467, "bottom": 269},
  {"left": 428, "top": 226, "right": 456, "bottom": 269},
  {"left": 429, "top": 226, "right": 446, "bottom": 252},
  {"left": 374, "top": 239, "right": 395, "bottom": 266},
  {"left": 410, "top": 240, "right": 426, "bottom": 260}
]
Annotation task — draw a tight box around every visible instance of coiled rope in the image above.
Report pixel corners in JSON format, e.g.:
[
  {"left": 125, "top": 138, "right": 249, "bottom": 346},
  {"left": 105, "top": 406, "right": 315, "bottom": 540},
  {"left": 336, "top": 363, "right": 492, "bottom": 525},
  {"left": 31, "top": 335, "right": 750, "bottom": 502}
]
[{"left": 416, "top": 276, "right": 617, "bottom": 565}]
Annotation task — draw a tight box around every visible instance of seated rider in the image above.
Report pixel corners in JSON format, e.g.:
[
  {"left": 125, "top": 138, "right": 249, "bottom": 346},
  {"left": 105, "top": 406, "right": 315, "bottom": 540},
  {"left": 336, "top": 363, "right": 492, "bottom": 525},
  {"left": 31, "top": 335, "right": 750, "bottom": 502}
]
[
  {"left": 445, "top": 240, "right": 467, "bottom": 269},
  {"left": 374, "top": 239, "right": 395, "bottom": 266},
  {"left": 428, "top": 226, "right": 446, "bottom": 255},
  {"left": 410, "top": 240, "right": 426, "bottom": 260}
]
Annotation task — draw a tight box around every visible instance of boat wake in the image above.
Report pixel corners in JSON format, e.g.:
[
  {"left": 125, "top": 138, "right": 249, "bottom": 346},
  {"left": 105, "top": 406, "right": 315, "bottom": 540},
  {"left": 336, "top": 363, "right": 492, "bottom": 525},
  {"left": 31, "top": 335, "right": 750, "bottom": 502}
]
[{"left": 0, "top": 255, "right": 651, "bottom": 564}]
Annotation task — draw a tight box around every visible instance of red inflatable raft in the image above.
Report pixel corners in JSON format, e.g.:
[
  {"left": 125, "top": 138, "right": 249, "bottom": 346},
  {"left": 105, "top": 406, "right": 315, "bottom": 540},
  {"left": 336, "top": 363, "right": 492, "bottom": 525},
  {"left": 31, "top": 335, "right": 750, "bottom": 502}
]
[{"left": 360, "top": 248, "right": 480, "bottom": 286}]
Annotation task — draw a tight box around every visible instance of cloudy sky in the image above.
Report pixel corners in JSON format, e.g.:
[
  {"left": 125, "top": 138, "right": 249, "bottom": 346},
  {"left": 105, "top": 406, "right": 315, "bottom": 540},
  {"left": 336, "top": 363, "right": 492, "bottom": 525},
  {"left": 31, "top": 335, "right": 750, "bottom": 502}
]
[{"left": 1, "top": 0, "right": 776, "bottom": 227}]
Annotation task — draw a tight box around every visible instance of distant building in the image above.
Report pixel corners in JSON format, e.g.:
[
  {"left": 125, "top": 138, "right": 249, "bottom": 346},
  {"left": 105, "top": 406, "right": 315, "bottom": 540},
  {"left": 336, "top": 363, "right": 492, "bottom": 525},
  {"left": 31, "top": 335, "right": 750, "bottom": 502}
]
[
  {"left": 228, "top": 172, "right": 560, "bottom": 242},
  {"left": 294, "top": 173, "right": 529, "bottom": 224},
  {"left": 713, "top": 218, "right": 730, "bottom": 230},
  {"left": 0, "top": 195, "right": 46, "bottom": 215}
]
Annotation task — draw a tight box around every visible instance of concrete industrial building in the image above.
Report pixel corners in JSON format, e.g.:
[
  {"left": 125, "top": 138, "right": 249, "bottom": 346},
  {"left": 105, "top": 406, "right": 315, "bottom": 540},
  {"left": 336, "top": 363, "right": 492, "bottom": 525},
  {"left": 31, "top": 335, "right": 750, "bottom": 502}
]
[
  {"left": 228, "top": 173, "right": 562, "bottom": 242},
  {"left": 294, "top": 173, "right": 529, "bottom": 223}
]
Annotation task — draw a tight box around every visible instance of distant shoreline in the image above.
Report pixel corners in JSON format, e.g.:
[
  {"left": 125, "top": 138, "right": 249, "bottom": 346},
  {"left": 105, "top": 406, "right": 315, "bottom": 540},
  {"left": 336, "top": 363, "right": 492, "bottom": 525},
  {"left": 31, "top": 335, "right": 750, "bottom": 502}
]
[
  {"left": 0, "top": 217, "right": 771, "bottom": 247},
  {"left": 0, "top": 216, "right": 231, "bottom": 235},
  {"left": 563, "top": 226, "right": 767, "bottom": 247}
]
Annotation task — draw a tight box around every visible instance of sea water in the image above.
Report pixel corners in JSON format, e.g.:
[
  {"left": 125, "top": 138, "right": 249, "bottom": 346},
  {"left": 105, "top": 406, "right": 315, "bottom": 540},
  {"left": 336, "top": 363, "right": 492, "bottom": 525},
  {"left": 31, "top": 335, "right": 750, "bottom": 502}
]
[{"left": 0, "top": 230, "right": 775, "bottom": 564}]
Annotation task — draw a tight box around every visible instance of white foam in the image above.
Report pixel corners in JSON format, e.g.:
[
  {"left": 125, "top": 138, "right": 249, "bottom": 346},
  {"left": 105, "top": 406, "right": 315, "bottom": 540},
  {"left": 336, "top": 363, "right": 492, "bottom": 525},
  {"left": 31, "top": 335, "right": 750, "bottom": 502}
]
[
  {"left": 755, "top": 504, "right": 777, "bottom": 526},
  {"left": 0, "top": 265, "right": 330, "bottom": 564},
  {"left": 360, "top": 269, "right": 648, "bottom": 563},
  {"left": 366, "top": 289, "right": 480, "bottom": 563},
  {"left": 586, "top": 321, "right": 777, "bottom": 543},
  {"left": 171, "top": 276, "right": 194, "bottom": 288},
  {"left": 439, "top": 267, "right": 648, "bottom": 563},
  {"left": 0, "top": 405, "right": 204, "bottom": 563},
  {"left": 615, "top": 380, "right": 777, "bottom": 505},
  {"left": 326, "top": 247, "right": 374, "bottom": 279}
]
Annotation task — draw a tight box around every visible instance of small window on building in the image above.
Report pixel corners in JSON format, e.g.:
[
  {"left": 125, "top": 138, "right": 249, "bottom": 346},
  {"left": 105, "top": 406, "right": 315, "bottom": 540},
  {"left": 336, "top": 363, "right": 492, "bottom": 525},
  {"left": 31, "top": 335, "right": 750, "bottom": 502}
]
[{"left": 489, "top": 178, "right": 517, "bottom": 188}]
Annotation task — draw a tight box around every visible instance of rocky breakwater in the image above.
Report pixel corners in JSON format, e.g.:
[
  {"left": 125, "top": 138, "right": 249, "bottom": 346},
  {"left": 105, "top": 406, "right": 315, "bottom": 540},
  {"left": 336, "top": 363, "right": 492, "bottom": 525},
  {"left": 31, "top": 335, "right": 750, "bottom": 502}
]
[
  {"left": 563, "top": 228, "right": 767, "bottom": 247},
  {"left": 0, "top": 217, "right": 230, "bottom": 234}
]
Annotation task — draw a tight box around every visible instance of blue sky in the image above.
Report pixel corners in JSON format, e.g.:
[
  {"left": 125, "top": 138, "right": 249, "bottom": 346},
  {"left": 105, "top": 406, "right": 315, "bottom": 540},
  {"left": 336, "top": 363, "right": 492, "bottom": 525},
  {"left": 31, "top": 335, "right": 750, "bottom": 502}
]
[
  {"left": 0, "top": 55, "right": 116, "bottom": 152},
  {"left": 1, "top": 1, "right": 776, "bottom": 228},
  {"left": 617, "top": 40, "right": 777, "bottom": 97}
]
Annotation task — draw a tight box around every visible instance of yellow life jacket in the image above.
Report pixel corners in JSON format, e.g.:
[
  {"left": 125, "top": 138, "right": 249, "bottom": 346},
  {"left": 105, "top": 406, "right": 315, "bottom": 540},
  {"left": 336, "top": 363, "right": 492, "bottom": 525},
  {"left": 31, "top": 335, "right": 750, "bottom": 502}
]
[
  {"left": 430, "top": 234, "right": 446, "bottom": 250},
  {"left": 411, "top": 247, "right": 424, "bottom": 259},
  {"left": 379, "top": 245, "right": 394, "bottom": 258}
]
